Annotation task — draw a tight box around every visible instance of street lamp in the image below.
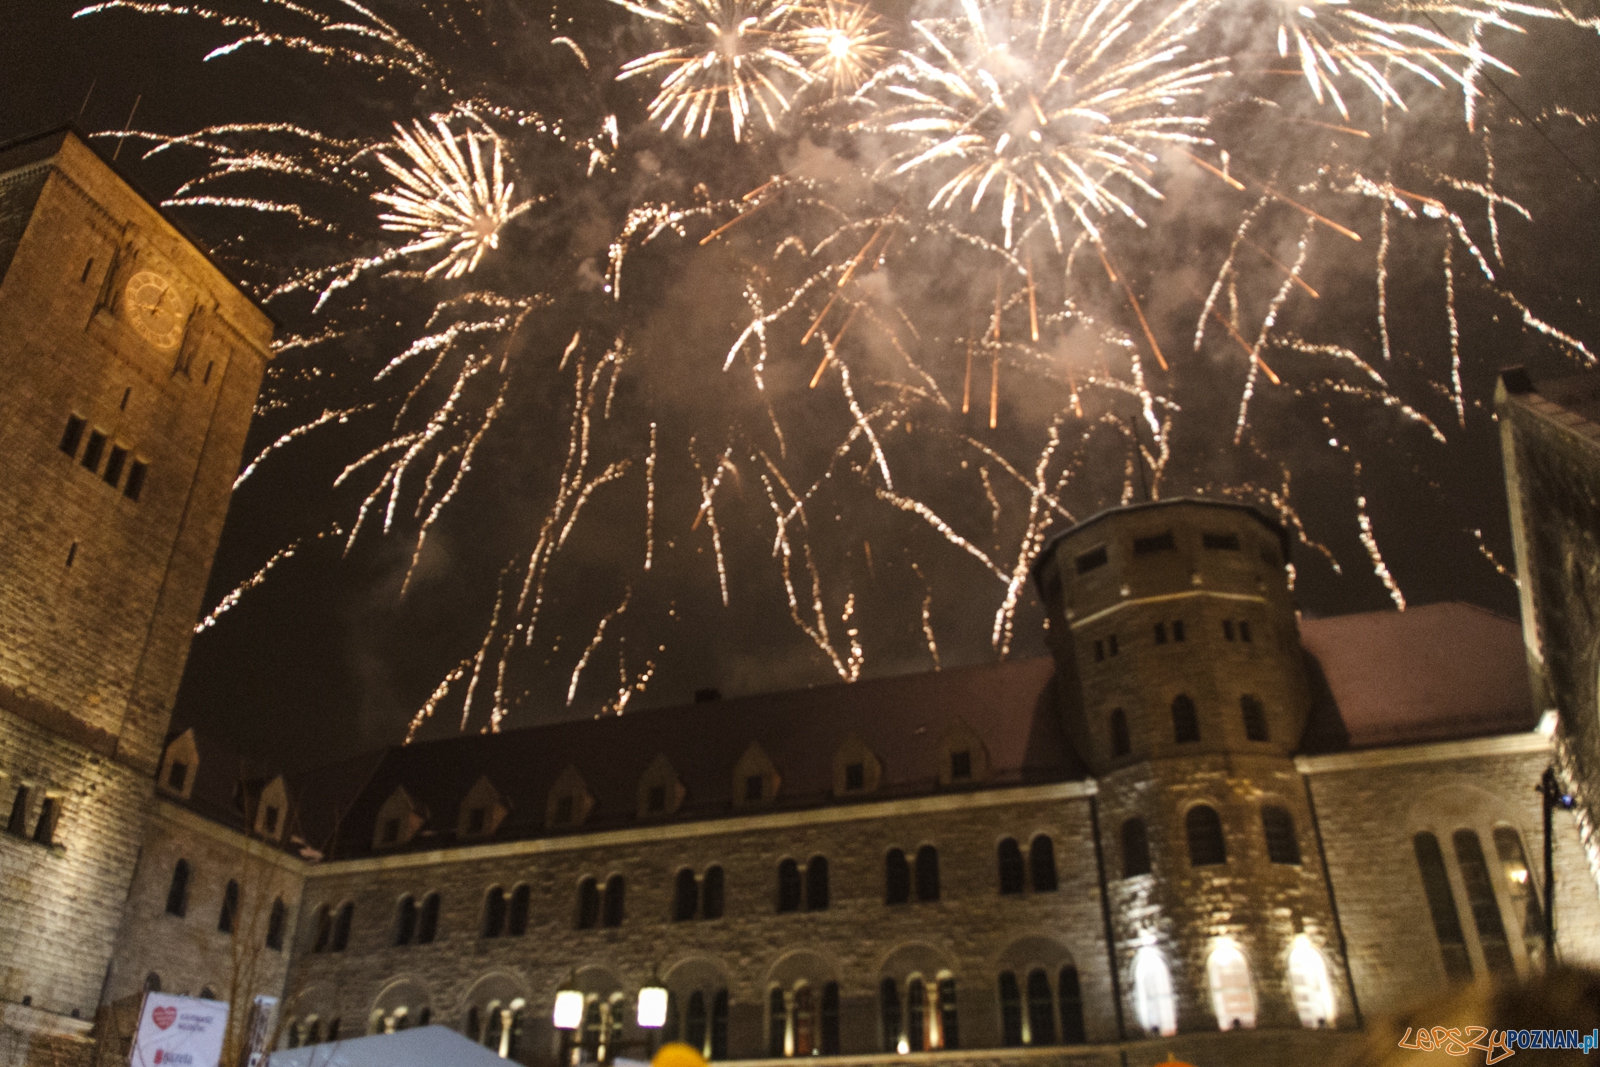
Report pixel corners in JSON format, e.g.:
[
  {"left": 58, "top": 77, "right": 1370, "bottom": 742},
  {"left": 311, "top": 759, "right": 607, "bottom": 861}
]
[
  {"left": 636, "top": 985, "right": 668, "bottom": 1029},
  {"left": 553, "top": 987, "right": 585, "bottom": 1031}
]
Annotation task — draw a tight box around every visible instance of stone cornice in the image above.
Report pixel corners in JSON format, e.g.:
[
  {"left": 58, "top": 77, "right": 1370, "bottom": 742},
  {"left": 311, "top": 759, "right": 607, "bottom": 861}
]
[
  {"left": 1294, "top": 730, "right": 1550, "bottom": 774},
  {"left": 154, "top": 797, "right": 309, "bottom": 875}
]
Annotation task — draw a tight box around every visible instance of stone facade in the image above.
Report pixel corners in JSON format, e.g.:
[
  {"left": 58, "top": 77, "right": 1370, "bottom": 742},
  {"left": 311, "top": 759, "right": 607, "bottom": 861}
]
[{"left": 0, "top": 128, "right": 272, "bottom": 1067}]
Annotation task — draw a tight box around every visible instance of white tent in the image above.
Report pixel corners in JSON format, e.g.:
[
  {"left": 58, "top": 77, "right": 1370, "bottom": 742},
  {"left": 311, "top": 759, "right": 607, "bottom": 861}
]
[{"left": 267, "top": 1025, "right": 511, "bottom": 1067}]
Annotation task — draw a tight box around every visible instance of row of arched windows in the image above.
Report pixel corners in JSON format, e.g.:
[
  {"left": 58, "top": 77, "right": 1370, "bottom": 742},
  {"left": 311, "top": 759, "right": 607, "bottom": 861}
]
[
  {"left": 395, "top": 893, "right": 441, "bottom": 945},
  {"left": 162, "top": 859, "right": 288, "bottom": 950},
  {"left": 1131, "top": 937, "right": 1338, "bottom": 1036},
  {"left": 674, "top": 867, "right": 726, "bottom": 921},
  {"left": 310, "top": 902, "right": 354, "bottom": 952},
  {"left": 1119, "top": 804, "right": 1302, "bottom": 878},
  {"left": 997, "top": 967, "right": 1084, "bottom": 1046},
  {"left": 1414, "top": 826, "right": 1545, "bottom": 981},
  {"left": 997, "top": 836, "right": 1057, "bottom": 894},
  {"left": 1108, "top": 694, "right": 1271, "bottom": 758},
  {"left": 483, "top": 885, "right": 532, "bottom": 938},
  {"left": 576, "top": 875, "right": 626, "bottom": 929}
]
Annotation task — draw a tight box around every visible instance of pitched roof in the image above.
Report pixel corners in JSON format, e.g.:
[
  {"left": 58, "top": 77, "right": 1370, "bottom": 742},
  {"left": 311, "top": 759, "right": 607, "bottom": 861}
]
[
  {"left": 1298, "top": 601, "right": 1535, "bottom": 752},
  {"left": 326, "top": 656, "right": 1074, "bottom": 858}
]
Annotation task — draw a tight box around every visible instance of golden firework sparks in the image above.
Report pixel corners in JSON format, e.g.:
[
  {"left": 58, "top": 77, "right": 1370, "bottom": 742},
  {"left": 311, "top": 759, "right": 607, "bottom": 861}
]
[{"left": 793, "top": 0, "right": 890, "bottom": 92}]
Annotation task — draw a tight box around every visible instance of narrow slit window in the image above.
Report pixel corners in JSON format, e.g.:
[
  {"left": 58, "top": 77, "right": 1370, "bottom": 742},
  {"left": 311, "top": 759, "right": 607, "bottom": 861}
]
[
  {"left": 1223, "top": 620, "right": 1235, "bottom": 641},
  {"left": 81, "top": 258, "right": 94, "bottom": 283},
  {"left": 32, "top": 797, "right": 57, "bottom": 846},
  {"left": 7, "top": 786, "right": 28, "bottom": 835},
  {"left": 701, "top": 866, "right": 725, "bottom": 920},
  {"left": 998, "top": 838, "right": 1024, "bottom": 895},
  {"left": 120, "top": 387, "right": 131, "bottom": 410},
  {"left": 1492, "top": 826, "right": 1546, "bottom": 966},
  {"left": 1108, "top": 634, "right": 1119, "bottom": 656},
  {"left": 1239, "top": 620, "right": 1253, "bottom": 643},
  {"left": 124, "top": 460, "right": 147, "bottom": 501},
  {"left": 1075, "top": 546, "right": 1107, "bottom": 573},
  {"left": 1203, "top": 531, "right": 1241, "bottom": 550},
  {"left": 1110, "top": 708, "right": 1131, "bottom": 757},
  {"left": 1172, "top": 619, "right": 1186, "bottom": 642},
  {"left": 1413, "top": 832, "right": 1473, "bottom": 981},
  {"left": 103, "top": 445, "right": 127, "bottom": 487},
  {"left": 66, "top": 542, "right": 77, "bottom": 568},
  {"left": 1154, "top": 622, "right": 1167, "bottom": 645},
  {"left": 1094, "top": 640, "right": 1104, "bottom": 662},
  {"left": 59, "top": 415, "right": 86, "bottom": 457},
  {"left": 1454, "top": 829, "right": 1516, "bottom": 977},
  {"left": 81, "top": 430, "right": 106, "bottom": 472},
  {"left": 203, "top": 360, "right": 214, "bottom": 384},
  {"left": 1241, "top": 695, "right": 1269, "bottom": 742},
  {"left": 1133, "top": 531, "right": 1175, "bottom": 554}
]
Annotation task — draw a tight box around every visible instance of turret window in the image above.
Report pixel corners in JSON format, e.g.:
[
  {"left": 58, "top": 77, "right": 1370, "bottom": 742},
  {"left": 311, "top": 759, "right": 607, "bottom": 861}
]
[
  {"left": 1121, "top": 818, "right": 1152, "bottom": 878},
  {"left": 1075, "top": 546, "right": 1107, "bottom": 573},
  {"left": 1241, "top": 695, "right": 1269, "bottom": 742},
  {"left": 1172, "top": 694, "right": 1200, "bottom": 743},
  {"left": 1186, "top": 805, "right": 1227, "bottom": 867},
  {"left": 1262, "top": 806, "right": 1302, "bottom": 864},
  {"left": 1110, "top": 708, "right": 1131, "bottom": 758},
  {"left": 1133, "top": 531, "right": 1175, "bottom": 554}
]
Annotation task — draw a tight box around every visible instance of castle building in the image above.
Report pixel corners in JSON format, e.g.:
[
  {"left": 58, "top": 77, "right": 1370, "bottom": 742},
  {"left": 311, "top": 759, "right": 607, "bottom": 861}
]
[{"left": 0, "top": 129, "right": 1595, "bottom": 1067}]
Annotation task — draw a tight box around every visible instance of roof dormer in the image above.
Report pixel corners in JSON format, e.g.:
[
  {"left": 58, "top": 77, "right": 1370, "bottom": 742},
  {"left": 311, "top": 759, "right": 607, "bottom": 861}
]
[
  {"left": 458, "top": 774, "right": 509, "bottom": 839},
  {"left": 373, "top": 786, "right": 425, "bottom": 850},
  {"left": 937, "top": 718, "right": 990, "bottom": 786},
  {"left": 546, "top": 767, "right": 594, "bottom": 830},
  {"left": 253, "top": 775, "right": 289, "bottom": 841},
  {"left": 732, "top": 742, "right": 780, "bottom": 809},
  {"left": 158, "top": 729, "right": 199, "bottom": 801},
  {"left": 833, "top": 733, "right": 883, "bottom": 797},
  {"left": 637, "top": 754, "right": 686, "bottom": 819}
]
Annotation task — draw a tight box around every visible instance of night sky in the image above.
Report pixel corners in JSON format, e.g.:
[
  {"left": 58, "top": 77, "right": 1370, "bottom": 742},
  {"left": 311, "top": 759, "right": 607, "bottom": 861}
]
[{"left": 5, "top": 0, "right": 1598, "bottom": 773}]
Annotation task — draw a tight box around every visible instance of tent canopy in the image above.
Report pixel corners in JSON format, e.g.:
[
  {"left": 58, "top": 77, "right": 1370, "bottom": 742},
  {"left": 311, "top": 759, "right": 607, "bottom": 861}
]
[{"left": 266, "top": 1025, "right": 509, "bottom": 1067}]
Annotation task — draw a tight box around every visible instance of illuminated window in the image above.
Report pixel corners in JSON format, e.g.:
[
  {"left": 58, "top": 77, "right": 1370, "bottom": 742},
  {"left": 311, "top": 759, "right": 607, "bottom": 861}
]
[
  {"left": 1288, "top": 936, "right": 1337, "bottom": 1028},
  {"left": 1132, "top": 947, "right": 1176, "bottom": 1037},
  {"left": 1206, "top": 942, "right": 1257, "bottom": 1029}
]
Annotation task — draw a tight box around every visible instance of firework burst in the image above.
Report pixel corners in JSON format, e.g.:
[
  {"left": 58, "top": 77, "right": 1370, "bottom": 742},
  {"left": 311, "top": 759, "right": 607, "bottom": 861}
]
[
  {"left": 793, "top": 1, "right": 891, "bottom": 93},
  {"left": 374, "top": 117, "right": 534, "bottom": 280},
  {"left": 612, "top": 0, "right": 815, "bottom": 140},
  {"left": 859, "top": 0, "right": 1225, "bottom": 250}
]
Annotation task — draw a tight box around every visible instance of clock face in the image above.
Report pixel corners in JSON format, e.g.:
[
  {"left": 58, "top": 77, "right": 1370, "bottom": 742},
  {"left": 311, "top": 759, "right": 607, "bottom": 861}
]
[{"left": 122, "top": 270, "right": 187, "bottom": 350}]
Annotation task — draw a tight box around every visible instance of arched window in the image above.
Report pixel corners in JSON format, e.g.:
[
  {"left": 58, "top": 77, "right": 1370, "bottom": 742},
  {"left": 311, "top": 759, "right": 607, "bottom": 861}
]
[
  {"left": 674, "top": 868, "right": 699, "bottom": 922},
  {"left": 418, "top": 892, "right": 440, "bottom": 943},
  {"left": 793, "top": 986, "right": 817, "bottom": 1056},
  {"left": 1287, "top": 936, "right": 1337, "bottom": 1029},
  {"left": 1262, "top": 806, "right": 1301, "bottom": 865},
  {"left": 711, "top": 989, "right": 729, "bottom": 1059},
  {"left": 304, "top": 1018, "right": 321, "bottom": 1044},
  {"left": 821, "top": 982, "right": 841, "bottom": 1055},
  {"left": 1110, "top": 708, "right": 1131, "bottom": 758},
  {"left": 1172, "top": 694, "right": 1200, "bottom": 743},
  {"left": 937, "top": 976, "right": 958, "bottom": 1050},
  {"left": 1186, "top": 805, "right": 1227, "bottom": 866},
  {"left": 687, "top": 992, "right": 708, "bottom": 1053},
  {"left": 601, "top": 875, "right": 625, "bottom": 927},
  {"left": 1206, "top": 941, "right": 1257, "bottom": 1029},
  {"left": 1493, "top": 826, "right": 1546, "bottom": 966},
  {"left": 331, "top": 902, "right": 354, "bottom": 951},
  {"left": 311, "top": 905, "right": 331, "bottom": 952},
  {"left": 879, "top": 978, "right": 901, "bottom": 1052},
  {"left": 484, "top": 1005, "right": 505, "bottom": 1054},
  {"left": 576, "top": 877, "right": 600, "bottom": 930},
  {"left": 702, "top": 866, "right": 725, "bottom": 920},
  {"left": 805, "top": 856, "right": 830, "bottom": 911},
  {"left": 1030, "top": 836, "right": 1058, "bottom": 892},
  {"left": 1121, "top": 818, "right": 1152, "bottom": 878},
  {"left": 1413, "top": 832, "right": 1472, "bottom": 980},
  {"left": 1454, "top": 829, "right": 1515, "bottom": 977},
  {"left": 885, "top": 849, "right": 910, "bottom": 905},
  {"left": 327, "top": 1019, "right": 342, "bottom": 1043},
  {"left": 468, "top": 1005, "right": 483, "bottom": 1043},
  {"left": 218, "top": 879, "right": 240, "bottom": 934},
  {"left": 1132, "top": 947, "right": 1176, "bottom": 1037},
  {"left": 776, "top": 859, "right": 802, "bottom": 913},
  {"left": 997, "top": 972, "right": 1023, "bottom": 1047},
  {"left": 395, "top": 895, "right": 418, "bottom": 946},
  {"left": 997, "top": 838, "right": 1025, "bottom": 895},
  {"left": 266, "top": 898, "right": 287, "bottom": 951},
  {"left": 915, "top": 846, "right": 940, "bottom": 902},
  {"left": 767, "top": 988, "right": 786, "bottom": 1058},
  {"left": 483, "top": 886, "right": 507, "bottom": 938},
  {"left": 905, "top": 978, "right": 926, "bottom": 1052},
  {"left": 508, "top": 884, "right": 531, "bottom": 936},
  {"left": 1027, "top": 969, "right": 1056, "bottom": 1045},
  {"left": 165, "top": 859, "right": 190, "bottom": 917},
  {"left": 1241, "top": 695, "right": 1269, "bottom": 742},
  {"left": 1058, "top": 966, "right": 1085, "bottom": 1044}
]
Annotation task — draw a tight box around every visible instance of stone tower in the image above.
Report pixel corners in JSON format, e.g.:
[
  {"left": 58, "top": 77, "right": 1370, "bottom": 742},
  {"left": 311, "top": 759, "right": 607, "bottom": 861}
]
[
  {"left": 1033, "top": 499, "right": 1354, "bottom": 1036},
  {"left": 0, "top": 129, "right": 272, "bottom": 1059}
]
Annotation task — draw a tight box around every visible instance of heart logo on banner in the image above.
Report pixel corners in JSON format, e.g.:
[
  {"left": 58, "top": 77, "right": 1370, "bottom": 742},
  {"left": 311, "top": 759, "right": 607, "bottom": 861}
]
[{"left": 152, "top": 1007, "right": 177, "bottom": 1030}]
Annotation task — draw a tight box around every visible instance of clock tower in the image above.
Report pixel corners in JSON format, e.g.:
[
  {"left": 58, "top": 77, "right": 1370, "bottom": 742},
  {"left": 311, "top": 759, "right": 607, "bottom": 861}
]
[{"left": 0, "top": 129, "right": 273, "bottom": 1063}]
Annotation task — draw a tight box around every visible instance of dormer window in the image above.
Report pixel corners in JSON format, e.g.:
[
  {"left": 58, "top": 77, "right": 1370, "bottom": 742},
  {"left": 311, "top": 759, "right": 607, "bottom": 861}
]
[
  {"left": 949, "top": 750, "right": 972, "bottom": 781},
  {"left": 937, "top": 720, "right": 989, "bottom": 787},
  {"left": 467, "top": 808, "right": 486, "bottom": 835},
  {"left": 546, "top": 767, "right": 593, "bottom": 830},
  {"left": 264, "top": 806, "right": 279, "bottom": 834},
  {"left": 647, "top": 786, "right": 666, "bottom": 813},
  {"left": 167, "top": 763, "right": 188, "bottom": 791},
  {"left": 745, "top": 775, "right": 764, "bottom": 801},
  {"left": 845, "top": 763, "right": 865, "bottom": 791},
  {"left": 637, "top": 755, "right": 685, "bottom": 819},
  {"left": 158, "top": 730, "right": 199, "bottom": 801},
  {"left": 554, "top": 796, "right": 574, "bottom": 825},
  {"left": 382, "top": 818, "right": 401, "bottom": 844},
  {"left": 832, "top": 735, "right": 881, "bottom": 797},
  {"left": 458, "top": 775, "right": 508, "bottom": 839}
]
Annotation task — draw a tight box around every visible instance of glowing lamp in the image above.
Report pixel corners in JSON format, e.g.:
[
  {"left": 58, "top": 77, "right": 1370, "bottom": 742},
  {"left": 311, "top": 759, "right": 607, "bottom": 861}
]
[
  {"left": 637, "top": 985, "right": 669, "bottom": 1029},
  {"left": 553, "top": 989, "right": 585, "bottom": 1030}
]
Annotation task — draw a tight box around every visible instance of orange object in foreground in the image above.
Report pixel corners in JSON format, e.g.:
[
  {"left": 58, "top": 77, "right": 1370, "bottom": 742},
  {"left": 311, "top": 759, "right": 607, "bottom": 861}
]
[{"left": 652, "top": 1043, "right": 710, "bottom": 1067}]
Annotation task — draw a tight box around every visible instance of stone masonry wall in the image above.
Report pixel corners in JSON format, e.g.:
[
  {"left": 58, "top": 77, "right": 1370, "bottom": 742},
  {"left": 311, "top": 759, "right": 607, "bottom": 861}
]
[{"left": 282, "top": 793, "right": 1113, "bottom": 1067}]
